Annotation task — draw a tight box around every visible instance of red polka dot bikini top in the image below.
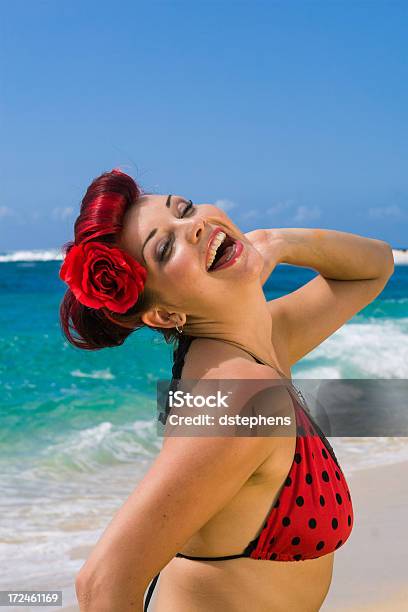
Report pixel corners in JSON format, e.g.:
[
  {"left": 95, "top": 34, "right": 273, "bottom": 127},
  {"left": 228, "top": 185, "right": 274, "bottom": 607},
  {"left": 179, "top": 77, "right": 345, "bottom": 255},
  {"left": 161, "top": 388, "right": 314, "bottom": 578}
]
[
  {"left": 176, "top": 389, "right": 354, "bottom": 562},
  {"left": 144, "top": 336, "right": 354, "bottom": 610},
  {"left": 173, "top": 336, "right": 354, "bottom": 563}
]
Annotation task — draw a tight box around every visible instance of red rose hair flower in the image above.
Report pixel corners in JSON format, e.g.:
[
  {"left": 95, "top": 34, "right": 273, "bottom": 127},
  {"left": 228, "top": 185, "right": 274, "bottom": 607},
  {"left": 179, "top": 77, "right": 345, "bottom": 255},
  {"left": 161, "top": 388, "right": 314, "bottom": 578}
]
[{"left": 59, "top": 241, "right": 147, "bottom": 314}]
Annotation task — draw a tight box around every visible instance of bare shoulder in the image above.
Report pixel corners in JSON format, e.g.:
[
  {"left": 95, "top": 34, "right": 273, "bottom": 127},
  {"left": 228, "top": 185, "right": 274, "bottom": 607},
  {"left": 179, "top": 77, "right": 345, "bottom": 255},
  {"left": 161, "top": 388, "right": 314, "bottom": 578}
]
[
  {"left": 181, "top": 336, "right": 283, "bottom": 381},
  {"left": 166, "top": 336, "right": 293, "bottom": 469}
]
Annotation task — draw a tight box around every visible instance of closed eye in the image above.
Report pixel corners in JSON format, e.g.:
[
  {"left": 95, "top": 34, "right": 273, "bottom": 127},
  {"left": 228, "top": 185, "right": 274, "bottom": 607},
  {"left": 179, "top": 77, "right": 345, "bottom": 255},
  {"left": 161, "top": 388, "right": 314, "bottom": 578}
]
[
  {"left": 157, "top": 199, "right": 195, "bottom": 261},
  {"left": 180, "top": 199, "right": 194, "bottom": 217}
]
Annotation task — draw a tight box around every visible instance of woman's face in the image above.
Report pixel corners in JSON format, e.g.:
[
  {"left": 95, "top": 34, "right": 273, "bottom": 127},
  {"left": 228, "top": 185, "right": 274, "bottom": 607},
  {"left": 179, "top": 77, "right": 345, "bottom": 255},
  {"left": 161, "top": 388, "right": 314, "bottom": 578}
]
[{"left": 118, "top": 194, "right": 264, "bottom": 329}]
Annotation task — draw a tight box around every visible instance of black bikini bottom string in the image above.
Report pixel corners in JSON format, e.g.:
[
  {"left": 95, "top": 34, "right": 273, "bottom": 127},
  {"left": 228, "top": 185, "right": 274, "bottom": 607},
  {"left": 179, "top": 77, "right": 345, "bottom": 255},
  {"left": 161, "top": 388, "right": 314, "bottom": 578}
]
[{"left": 144, "top": 572, "right": 160, "bottom": 612}]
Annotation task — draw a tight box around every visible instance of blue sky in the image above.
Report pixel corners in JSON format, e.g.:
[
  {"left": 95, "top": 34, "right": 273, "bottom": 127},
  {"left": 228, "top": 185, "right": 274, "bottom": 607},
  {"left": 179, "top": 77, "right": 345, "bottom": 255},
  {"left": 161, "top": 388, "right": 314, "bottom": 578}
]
[{"left": 0, "top": 0, "right": 407, "bottom": 251}]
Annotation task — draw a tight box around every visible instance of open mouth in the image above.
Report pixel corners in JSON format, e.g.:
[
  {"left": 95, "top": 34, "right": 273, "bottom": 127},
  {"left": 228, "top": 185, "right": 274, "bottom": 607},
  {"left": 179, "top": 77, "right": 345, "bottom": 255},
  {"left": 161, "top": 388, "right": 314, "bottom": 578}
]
[{"left": 206, "top": 231, "right": 237, "bottom": 272}]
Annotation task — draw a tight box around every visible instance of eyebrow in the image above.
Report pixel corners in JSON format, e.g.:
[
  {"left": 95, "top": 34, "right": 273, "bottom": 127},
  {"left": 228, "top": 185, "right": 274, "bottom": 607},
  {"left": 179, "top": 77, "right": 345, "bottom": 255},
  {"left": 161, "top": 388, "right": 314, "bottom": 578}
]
[{"left": 141, "top": 194, "right": 172, "bottom": 264}]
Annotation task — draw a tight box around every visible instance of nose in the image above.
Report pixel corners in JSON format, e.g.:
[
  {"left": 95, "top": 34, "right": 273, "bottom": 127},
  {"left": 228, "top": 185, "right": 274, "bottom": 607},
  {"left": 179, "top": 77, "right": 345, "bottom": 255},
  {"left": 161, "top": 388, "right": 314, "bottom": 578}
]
[{"left": 187, "top": 216, "right": 206, "bottom": 244}]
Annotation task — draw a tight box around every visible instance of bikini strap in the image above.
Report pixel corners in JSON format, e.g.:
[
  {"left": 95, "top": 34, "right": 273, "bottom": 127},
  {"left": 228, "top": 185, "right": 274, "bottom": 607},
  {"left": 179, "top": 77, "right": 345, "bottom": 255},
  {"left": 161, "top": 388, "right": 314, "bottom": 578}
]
[
  {"left": 163, "top": 334, "right": 291, "bottom": 424},
  {"left": 236, "top": 346, "right": 288, "bottom": 379},
  {"left": 176, "top": 551, "right": 247, "bottom": 561}
]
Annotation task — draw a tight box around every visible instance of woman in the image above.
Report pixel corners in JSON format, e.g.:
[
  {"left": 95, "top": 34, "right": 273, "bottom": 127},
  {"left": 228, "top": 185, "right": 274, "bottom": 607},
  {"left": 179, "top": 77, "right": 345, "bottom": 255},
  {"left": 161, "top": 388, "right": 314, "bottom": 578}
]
[{"left": 60, "top": 169, "right": 394, "bottom": 612}]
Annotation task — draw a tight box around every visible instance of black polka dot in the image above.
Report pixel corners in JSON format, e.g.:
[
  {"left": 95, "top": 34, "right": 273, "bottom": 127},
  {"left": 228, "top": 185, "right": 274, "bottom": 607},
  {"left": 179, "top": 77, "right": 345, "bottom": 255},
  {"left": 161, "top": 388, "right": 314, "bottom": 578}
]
[
  {"left": 316, "top": 541, "right": 325, "bottom": 551},
  {"left": 335, "top": 540, "right": 343, "bottom": 549},
  {"left": 291, "top": 536, "right": 301, "bottom": 546},
  {"left": 308, "top": 518, "right": 317, "bottom": 529},
  {"left": 332, "top": 518, "right": 338, "bottom": 530},
  {"left": 321, "top": 448, "right": 328, "bottom": 459},
  {"left": 319, "top": 495, "right": 325, "bottom": 507},
  {"left": 296, "top": 496, "right": 304, "bottom": 507},
  {"left": 274, "top": 499, "right": 280, "bottom": 508},
  {"left": 336, "top": 493, "right": 343, "bottom": 505},
  {"left": 348, "top": 515, "right": 352, "bottom": 526},
  {"left": 282, "top": 516, "right": 291, "bottom": 527},
  {"left": 270, "top": 552, "right": 277, "bottom": 560},
  {"left": 305, "top": 473, "right": 313, "bottom": 485},
  {"left": 269, "top": 536, "right": 275, "bottom": 546},
  {"left": 312, "top": 452, "right": 315, "bottom": 459},
  {"left": 293, "top": 554, "right": 302, "bottom": 560},
  {"left": 294, "top": 453, "right": 302, "bottom": 464},
  {"left": 263, "top": 521, "right": 268, "bottom": 529},
  {"left": 285, "top": 476, "right": 292, "bottom": 486},
  {"left": 335, "top": 470, "right": 341, "bottom": 480},
  {"left": 322, "top": 470, "right": 330, "bottom": 482},
  {"left": 258, "top": 555, "right": 262, "bottom": 559}
]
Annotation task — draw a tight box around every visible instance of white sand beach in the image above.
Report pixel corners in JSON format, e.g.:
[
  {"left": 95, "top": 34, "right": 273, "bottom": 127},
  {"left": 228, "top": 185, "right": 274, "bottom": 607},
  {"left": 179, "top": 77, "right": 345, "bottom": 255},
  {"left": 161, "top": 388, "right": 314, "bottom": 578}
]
[
  {"left": 321, "top": 459, "right": 408, "bottom": 611},
  {"left": 58, "top": 459, "right": 408, "bottom": 612}
]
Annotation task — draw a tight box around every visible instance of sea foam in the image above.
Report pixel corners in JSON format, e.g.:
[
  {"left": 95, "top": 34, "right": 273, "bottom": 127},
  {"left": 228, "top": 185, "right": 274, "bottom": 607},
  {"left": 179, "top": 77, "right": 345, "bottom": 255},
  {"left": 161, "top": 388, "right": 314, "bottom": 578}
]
[{"left": 0, "top": 248, "right": 407, "bottom": 264}]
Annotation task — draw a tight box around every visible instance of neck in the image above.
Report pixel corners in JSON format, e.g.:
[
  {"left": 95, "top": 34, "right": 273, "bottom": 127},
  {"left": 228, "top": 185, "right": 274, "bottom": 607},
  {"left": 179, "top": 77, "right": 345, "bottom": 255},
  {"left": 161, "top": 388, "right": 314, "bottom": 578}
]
[{"left": 184, "top": 282, "right": 279, "bottom": 369}]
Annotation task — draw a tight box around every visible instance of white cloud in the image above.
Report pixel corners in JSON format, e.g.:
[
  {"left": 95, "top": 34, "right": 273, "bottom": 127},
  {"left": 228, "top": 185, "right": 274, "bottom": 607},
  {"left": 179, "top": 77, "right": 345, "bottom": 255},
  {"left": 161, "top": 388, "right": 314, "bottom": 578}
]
[
  {"left": 240, "top": 209, "right": 259, "bottom": 220},
  {"left": 0, "top": 206, "right": 15, "bottom": 219},
  {"left": 266, "top": 199, "right": 293, "bottom": 215},
  {"left": 368, "top": 205, "right": 402, "bottom": 219},
  {"left": 52, "top": 206, "right": 74, "bottom": 221},
  {"left": 292, "top": 205, "right": 321, "bottom": 223},
  {"left": 214, "top": 198, "right": 236, "bottom": 212}
]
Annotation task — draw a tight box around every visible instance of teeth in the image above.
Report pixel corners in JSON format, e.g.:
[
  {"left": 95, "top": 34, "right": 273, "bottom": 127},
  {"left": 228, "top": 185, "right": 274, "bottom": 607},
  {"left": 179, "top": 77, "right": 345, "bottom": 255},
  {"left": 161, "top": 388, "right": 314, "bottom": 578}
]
[{"left": 206, "top": 231, "right": 226, "bottom": 270}]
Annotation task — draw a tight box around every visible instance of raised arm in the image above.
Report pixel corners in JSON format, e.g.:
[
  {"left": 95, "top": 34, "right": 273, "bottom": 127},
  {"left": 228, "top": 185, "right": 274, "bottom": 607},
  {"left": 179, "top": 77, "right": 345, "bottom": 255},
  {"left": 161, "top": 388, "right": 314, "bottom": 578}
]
[
  {"left": 74, "top": 364, "right": 279, "bottom": 612},
  {"left": 262, "top": 228, "right": 394, "bottom": 366}
]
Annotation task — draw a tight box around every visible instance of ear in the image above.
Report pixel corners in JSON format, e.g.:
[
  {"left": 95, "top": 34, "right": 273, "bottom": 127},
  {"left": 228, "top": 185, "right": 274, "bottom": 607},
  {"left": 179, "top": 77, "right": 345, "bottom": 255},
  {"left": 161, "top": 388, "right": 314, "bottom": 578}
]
[{"left": 141, "top": 308, "right": 186, "bottom": 330}]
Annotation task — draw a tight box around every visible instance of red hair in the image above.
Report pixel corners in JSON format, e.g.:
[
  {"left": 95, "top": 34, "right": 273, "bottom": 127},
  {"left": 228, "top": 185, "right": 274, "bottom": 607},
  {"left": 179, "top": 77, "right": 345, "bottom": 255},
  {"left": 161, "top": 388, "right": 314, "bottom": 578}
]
[{"left": 59, "top": 169, "right": 163, "bottom": 350}]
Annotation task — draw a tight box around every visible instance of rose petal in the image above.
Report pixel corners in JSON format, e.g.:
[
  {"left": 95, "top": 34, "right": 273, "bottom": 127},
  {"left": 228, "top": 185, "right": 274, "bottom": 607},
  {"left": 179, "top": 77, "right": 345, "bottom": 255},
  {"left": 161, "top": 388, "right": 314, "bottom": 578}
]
[{"left": 60, "top": 241, "right": 147, "bottom": 312}]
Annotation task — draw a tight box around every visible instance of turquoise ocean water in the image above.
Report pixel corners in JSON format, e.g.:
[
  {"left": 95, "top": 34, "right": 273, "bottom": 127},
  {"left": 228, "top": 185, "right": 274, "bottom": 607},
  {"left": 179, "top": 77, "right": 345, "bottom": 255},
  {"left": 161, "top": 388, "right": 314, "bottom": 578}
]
[{"left": 0, "top": 252, "right": 407, "bottom": 609}]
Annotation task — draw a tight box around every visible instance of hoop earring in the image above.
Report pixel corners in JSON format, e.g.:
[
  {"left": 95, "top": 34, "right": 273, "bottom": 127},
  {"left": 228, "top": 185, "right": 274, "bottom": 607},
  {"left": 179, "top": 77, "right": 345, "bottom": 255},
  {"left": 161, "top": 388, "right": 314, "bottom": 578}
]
[{"left": 175, "top": 322, "right": 183, "bottom": 334}]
